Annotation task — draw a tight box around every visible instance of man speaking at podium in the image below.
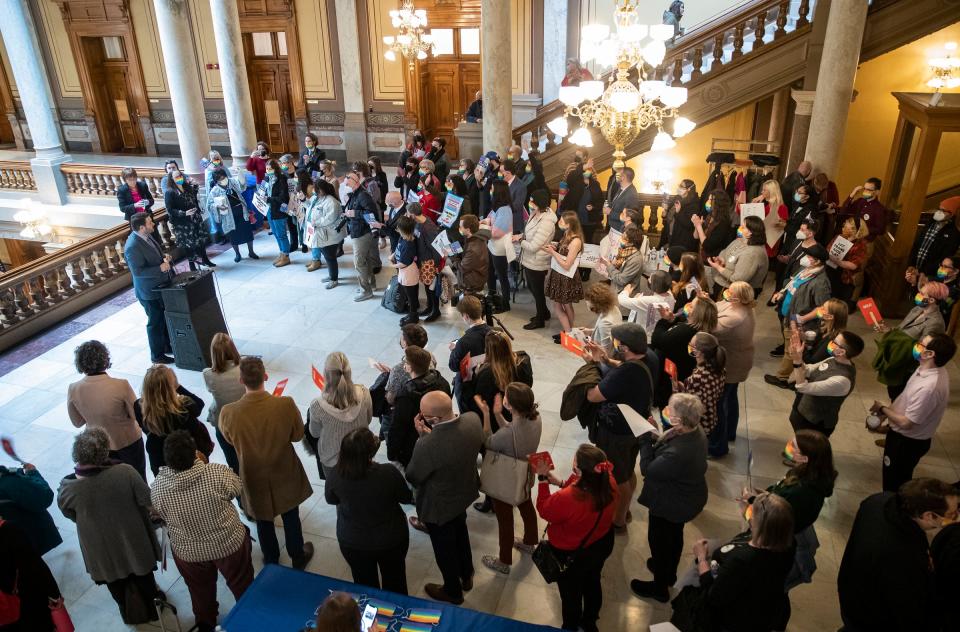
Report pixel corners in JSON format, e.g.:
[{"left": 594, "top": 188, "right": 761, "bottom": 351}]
[{"left": 125, "top": 213, "right": 175, "bottom": 364}]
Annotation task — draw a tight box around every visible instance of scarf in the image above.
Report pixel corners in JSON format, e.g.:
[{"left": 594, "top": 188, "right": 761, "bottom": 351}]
[
  {"left": 74, "top": 459, "right": 122, "bottom": 478},
  {"left": 613, "top": 236, "right": 636, "bottom": 270}
]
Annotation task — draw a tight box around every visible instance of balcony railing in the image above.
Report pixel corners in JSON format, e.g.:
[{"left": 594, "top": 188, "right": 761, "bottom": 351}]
[
  {"left": 0, "top": 210, "right": 175, "bottom": 352},
  {"left": 0, "top": 160, "right": 37, "bottom": 191},
  {"left": 60, "top": 164, "right": 166, "bottom": 199}
]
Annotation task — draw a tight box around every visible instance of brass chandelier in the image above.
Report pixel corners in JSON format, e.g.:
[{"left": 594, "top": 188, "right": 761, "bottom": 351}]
[
  {"left": 548, "top": 0, "right": 695, "bottom": 169},
  {"left": 383, "top": 0, "right": 434, "bottom": 69}
]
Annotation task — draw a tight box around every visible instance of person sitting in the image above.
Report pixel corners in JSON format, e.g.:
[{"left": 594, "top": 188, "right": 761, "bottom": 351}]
[
  {"left": 315, "top": 592, "right": 365, "bottom": 631},
  {"left": 150, "top": 431, "right": 253, "bottom": 632},
  {"left": 602, "top": 225, "right": 648, "bottom": 294}
]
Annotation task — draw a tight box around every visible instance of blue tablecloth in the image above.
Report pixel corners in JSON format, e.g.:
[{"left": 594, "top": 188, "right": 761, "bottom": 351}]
[{"left": 222, "top": 565, "right": 561, "bottom": 631}]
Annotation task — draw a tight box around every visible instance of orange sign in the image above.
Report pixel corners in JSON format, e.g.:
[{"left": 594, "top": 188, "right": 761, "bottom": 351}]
[
  {"left": 664, "top": 358, "right": 678, "bottom": 379},
  {"left": 560, "top": 331, "right": 585, "bottom": 357},
  {"left": 272, "top": 378, "right": 289, "bottom": 397},
  {"left": 311, "top": 365, "right": 325, "bottom": 390},
  {"left": 459, "top": 352, "right": 472, "bottom": 381},
  {"left": 856, "top": 297, "right": 882, "bottom": 326}
]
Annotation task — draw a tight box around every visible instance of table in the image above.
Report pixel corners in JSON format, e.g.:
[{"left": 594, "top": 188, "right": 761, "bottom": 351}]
[{"left": 221, "top": 565, "right": 561, "bottom": 631}]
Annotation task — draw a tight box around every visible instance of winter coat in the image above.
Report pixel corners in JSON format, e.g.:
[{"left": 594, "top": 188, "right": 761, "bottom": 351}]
[{"left": 303, "top": 194, "right": 346, "bottom": 248}]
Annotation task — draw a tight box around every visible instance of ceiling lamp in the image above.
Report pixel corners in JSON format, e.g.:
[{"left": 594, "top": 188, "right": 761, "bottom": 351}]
[
  {"left": 548, "top": 0, "right": 695, "bottom": 169},
  {"left": 928, "top": 42, "right": 960, "bottom": 91},
  {"left": 383, "top": 0, "right": 434, "bottom": 69}
]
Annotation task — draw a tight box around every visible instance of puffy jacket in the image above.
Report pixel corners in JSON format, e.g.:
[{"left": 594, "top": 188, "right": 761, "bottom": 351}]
[
  {"left": 387, "top": 370, "right": 451, "bottom": 467},
  {"left": 520, "top": 210, "right": 558, "bottom": 271},
  {"left": 459, "top": 230, "right": 490, "bottom": 292}
]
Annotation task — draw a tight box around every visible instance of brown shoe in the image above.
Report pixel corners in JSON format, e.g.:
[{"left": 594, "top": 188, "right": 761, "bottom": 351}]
[
  {"left": 424, "top": 583, "right": 464, "bottom": 605},
  {"left": 409, "top": 516, "right": 428, "bottom": 533},
  {"left": 306, "top": 260, "right": 323, "bottom": 272},
  {"left": 274, "top": 254, "right": 290, "bottom": 268},
  {"left": 875, "top": 438, "right": 886, "bottom": 448},
  {"left": 292, "top": 541, "right": 314, "bottom": 570}
]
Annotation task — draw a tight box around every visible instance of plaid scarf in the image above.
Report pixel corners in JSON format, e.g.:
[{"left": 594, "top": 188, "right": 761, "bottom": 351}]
[{"left": 613, "top": 235, "right": 636, "bottom": 270}]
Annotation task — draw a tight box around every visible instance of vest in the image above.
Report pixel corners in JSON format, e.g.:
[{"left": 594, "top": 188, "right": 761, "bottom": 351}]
[{"left": 796, "top": 358, "right": 856, "bottom": 430}]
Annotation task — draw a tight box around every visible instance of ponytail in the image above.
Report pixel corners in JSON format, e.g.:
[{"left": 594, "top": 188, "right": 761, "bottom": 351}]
[{"left": 573, "top": 444, "right": 614, "bottom": 512}]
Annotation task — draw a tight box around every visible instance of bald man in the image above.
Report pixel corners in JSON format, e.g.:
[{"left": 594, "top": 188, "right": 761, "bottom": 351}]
[
  {"left": 465, "top": 91, "right": 483, "bottom": 123},
  {"left": 782, "top": 160, "right": 813, "bottom": 213},
  {"left": 405, "top": 391, "right": 483, "bottom": 604},
  {"left": 383, "top": 190, "right": 407, "bottom": 252}
]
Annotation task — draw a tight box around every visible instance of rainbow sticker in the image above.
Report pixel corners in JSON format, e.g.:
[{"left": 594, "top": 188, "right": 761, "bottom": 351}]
[
  {"left": 405, "top": 609, "right": 442, "bottom": 625},
  {"left": 784, "top": 440, "right": 797, "bottom": 461},
  {"left": 366, "top": 599, "right": 399, "bottom": 617},
  {"left": 398, "top": 622, "right": 435, "bottom": 632},
  {"left": 744, "top": 503, "right": 753, "bottom": 522}
]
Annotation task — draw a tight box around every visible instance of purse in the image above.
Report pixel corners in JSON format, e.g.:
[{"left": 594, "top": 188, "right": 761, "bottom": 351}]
[
  {"left": 532, "top": 507, "right": 603, "bottom": 584},
  {"left": 49, "top": 597, "right": 74, "bottom": 632},
  {"left": 479, "top": 428, "right": 533, "bottom": 506}
]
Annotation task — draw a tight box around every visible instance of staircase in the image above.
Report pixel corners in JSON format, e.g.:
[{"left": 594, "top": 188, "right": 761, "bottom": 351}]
[{"left": 515, "top": 0, "right": 960, "bottom": 189}]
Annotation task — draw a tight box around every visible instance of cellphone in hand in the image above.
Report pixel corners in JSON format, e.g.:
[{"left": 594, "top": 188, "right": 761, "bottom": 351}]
[{"left": 360, "top": 604, "right": 377, "bottom": 630}]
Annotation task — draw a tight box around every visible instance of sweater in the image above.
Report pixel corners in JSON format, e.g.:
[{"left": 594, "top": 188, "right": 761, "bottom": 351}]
[
  {"left": 637, "top": 427, "right": 707, "bottom": 523},
  {"left": 714, "top": 303, "right": 755, "bottom": 383},
  {"left": 308, "top": 385, "right": 373, "bottom": 468},
  {"left": 202, "top": 364, "right": 245, "bottom": 428},
  {"left": 324, "top": 463, "right": 413, "bottom": 551},
  {"left": 713, "top": 239, "right": 769, "bottom": 289},
  {"left": 68, "top": 373, "right": 142, "bottom": 451},
  {"left": 536, "top": 473, "right": 618, "bottom": 550},
  {"left": 150, "top": 460, "right": 246, "bottom": 563},
  {"left": 57, "top": 464, "right": 160, "bottom": 583}
]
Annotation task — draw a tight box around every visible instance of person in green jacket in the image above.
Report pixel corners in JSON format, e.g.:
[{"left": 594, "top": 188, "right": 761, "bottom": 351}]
[{"left": 0, "top": 463, "right": 63, "bottom": 556}]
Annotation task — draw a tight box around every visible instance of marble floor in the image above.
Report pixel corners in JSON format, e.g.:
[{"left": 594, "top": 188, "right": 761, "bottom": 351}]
[{"left": 3, "top": 229, "right": 958, "bottom": 631}]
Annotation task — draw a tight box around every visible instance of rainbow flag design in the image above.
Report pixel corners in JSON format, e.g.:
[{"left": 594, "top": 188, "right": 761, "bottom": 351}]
[
  {"left": 366, "top": 598, "right": 399, "bottom": 617},
  {"left": 398, "top": 621, "right": 435, "bottom": 632},
  {"left": 405, "top": 608, "right": 442, "bottom": 624},
  {"left": 371, "top": 615, "right": 392, "bottom": 632}
]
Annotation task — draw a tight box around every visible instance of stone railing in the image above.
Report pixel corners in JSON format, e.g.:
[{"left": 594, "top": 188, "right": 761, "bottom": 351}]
[
  {"left": 0, "top": 160, "right": 37, "bottom": 191},
  {"left": 0, "top": 210, "right": 173, "bottom": 353},
  {"left": 60, "top": 164, "right": 166, "bottom": 199},
  {"left": 513, "top": 0, "right": 813, "bottom": 158}
]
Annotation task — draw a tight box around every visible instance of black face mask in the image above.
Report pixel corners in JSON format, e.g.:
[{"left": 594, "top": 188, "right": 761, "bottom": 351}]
[{"left": 670, "top": 269, "right": 682, "bottom": 282}]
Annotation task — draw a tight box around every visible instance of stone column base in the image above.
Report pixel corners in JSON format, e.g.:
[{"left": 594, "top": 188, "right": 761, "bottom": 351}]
[
  {"left": 455, "top": 122, "right": 484, "bottom": 162},
  {"left": 342, "top": 112, "right": 368, "bottom": 163},
  {"left": 31, "top": 152, "right": 72, "bottom": 206}
]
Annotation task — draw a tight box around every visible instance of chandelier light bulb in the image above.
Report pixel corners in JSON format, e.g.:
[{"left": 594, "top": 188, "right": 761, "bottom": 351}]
[
  {"left": 384, "top": 49, "right": 397, "bottom": 61},
  {"left": 570, "top": 127, "right": 594, "bottom": 147},
  {"left": 609, "top": 88, "right": 640, "bottom": 113},
  {"left": 659, "top": 86, "right": 688, "bottom": 108},
  {"left": 383, "top": 35, "right": 395, "bottom": 45},
  {"left": 417, "top": 50, "right": 428, "bottom": 60},
  {"left": 559, "top": 85, "right": 586, "bottom": 106},
  {"left": 547, "top": 116, "right": 569, "bottom": 137},
  {"left": 639, "top": 80, "right": 666, "bottom": 101},
  {"left": 581, "top": 24, "right": 610, "bottom": 42},
  {"left": 673, "top": 117, "right": 696, "bottom": 138},
  {"left": 651, "top": 131, "right": 676, "bottom": 152},
  {"left": 618, "top": 24, "right": 647, "bottom": 43},
  {"left": 397, "top": 34, "right": 412, "bottom": 46},
  {"left": 580, "top": 80, "right": 605, "bottom": 101},
  {"left": 642, "top": 40, "right": 666, "bottom": 67}
]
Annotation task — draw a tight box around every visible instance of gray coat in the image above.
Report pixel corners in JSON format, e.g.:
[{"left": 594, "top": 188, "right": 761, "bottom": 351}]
[
  {"left": 713, "top": 240, "right": 769, "bottom": 290},
  {"left": 57, "top": 464, "right": 160, "bottom": 583},
  {"left": 637, "top": 427, "right": 708, "bottom": 523},
  {"left": 783, "top": 268, "right": 832, "bottom": 332},
  {"left": 405, "top": 412, "right": 483, "bottom": 525},
  {"left": 897, "top": 305, "right": 945, "bottom": 341}
]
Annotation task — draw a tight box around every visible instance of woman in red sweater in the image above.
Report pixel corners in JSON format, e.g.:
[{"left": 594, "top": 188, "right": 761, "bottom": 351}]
[{"left": 534, "top": 444, "right": 619, "bottom": 632}]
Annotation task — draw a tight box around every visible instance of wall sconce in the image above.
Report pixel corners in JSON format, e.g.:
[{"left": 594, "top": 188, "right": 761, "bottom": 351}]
[
  {"left": 13, "top": 208, "right": 54, "bottom": 240},
  {"left": 928, "top": 42, "right": 960, "bottom": 91}
]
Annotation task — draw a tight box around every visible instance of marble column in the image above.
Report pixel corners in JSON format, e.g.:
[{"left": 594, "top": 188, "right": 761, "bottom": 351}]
[
  {"left": 153, "top": 0, "right": 211, "bottom": 174},
  {"left": 334, "top": 0, "right": 368, "bottom": 162},
  {"left": 0, "top": 0, "right": 71, "bottom": 204},
  {"left": 542, "top": 0, "right": 568, "bottom": 105},
  {"left": 786, "top": 90, "right": 815, "bottom": 175},
  {"left": 209, "top": 0, "right": 256, "bottom": 166},
  {"left": 481, "top": 0, "right": 512, "bottom": 153},
  {"left": 803, "top": 0, "right": 867, "bottom": 177},
  {"left": 766, "top": 87, "right": 789, "bottom": 154}
]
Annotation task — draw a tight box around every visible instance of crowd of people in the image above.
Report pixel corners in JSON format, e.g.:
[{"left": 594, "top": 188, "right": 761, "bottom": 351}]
[{"left": 2, "top": 131, "right": 959, "bottom": 632}]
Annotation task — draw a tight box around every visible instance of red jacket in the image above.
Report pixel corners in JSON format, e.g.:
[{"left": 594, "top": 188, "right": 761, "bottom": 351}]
[
  {"left": 246, "top": 156, "right": 267, "bottom": 184},
  {"left": 537, "top": 473, "right": 618, "bottom": 550}
]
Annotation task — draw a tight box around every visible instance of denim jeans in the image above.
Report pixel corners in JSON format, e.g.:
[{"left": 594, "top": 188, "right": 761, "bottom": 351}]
[
  {"left": 268, "top": 218, "right": 290, "bottom": 254},
  {"left": 313, "top": 245, "right": 340, "bottom": 280},
  {"left": 710, "top": 382, "right": 740, "bottom": 456}
]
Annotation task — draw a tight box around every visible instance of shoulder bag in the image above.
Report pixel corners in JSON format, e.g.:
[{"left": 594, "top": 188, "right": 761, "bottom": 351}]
[
  {"left": 0, "top": 521, "right": 19, "bottom": 625},
  {"left": 532, "top": 504, "right": 603, "bottom": 584},
  {"left": 479, "top": 427, "right": 534, "bottom": 506}
]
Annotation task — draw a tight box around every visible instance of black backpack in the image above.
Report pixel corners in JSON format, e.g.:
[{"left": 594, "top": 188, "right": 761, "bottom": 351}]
[{"left": 381, "top": 276, "right": 408, "bottom": 314}]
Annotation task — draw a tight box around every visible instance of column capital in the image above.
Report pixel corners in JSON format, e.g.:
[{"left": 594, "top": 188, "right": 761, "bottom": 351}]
[{"left": 791, "top": 90, "right": 816, "bottom": 116}]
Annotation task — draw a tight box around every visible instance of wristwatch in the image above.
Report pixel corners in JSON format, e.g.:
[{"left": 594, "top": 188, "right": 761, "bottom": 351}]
[{"left": 537, "top": 474, "right": 549, "bottom": 482}]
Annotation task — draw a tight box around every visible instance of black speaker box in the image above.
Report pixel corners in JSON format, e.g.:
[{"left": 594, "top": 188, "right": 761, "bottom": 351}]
[{"left": 159, "top": 271, "right": 228, "bottom": 371}]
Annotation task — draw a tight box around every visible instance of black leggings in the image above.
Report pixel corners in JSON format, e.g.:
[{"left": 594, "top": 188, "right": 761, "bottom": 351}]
[
  {"left": 402, "top": 284, "right": 419, "bottom": 319},
  {"left": 320, "top": 244, "right": 339, "bottom": 280},
  {"left": 525, "top": 267, "right": 550, "bottom": 320},
  {"left": 555, "top": 529, "right": 614, "bottom": 631},
  {"left": 488, "top": 253, "right": 510, "bottom": 303}
]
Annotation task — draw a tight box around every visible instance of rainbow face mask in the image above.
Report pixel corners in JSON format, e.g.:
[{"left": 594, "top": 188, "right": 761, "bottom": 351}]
[
  {"left": 815, "top": 307, "right": 824, "bottom": 319},
  {"left": 681, "top": 303, "right": 693, "bottom": 317},
  {"left": 744, "top": 503, "right": 753, "bottom": 522},
  {"left": 722, "top": 289, "right": 731, "bottom": 302},
  {"left": 912, "top": 343, "right": 925, "bottom": 361},
  {"left": 826, "top": 341, "right": 837, "bottom": 356},
  {"left": 783, "top": 440, "right": 798, "bottom": 462},
  {"left": 736, "top": 226, "right": 745, "bottom": 239},
  {"left": 687, "top": 344, "right": 696, "bottom": 357},
  {"left": 914, "top": 293, "right": 927, "bottom": 306},
  {"left": 937, "top": 266, "right": 951, "bottom": 280}
]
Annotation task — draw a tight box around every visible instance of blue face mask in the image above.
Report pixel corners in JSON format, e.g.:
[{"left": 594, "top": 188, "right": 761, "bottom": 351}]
[
  {"left": 704, "top": 202, "right": 712, "bottom": 214},
  {"left": 794, "top": 192, "right": 804, "bottom": 203}
]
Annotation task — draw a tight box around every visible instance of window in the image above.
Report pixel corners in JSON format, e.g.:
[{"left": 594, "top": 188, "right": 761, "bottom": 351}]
[
  {"left": 277, "top": 32, "right": 288, "bottom": 57},
  {"left": 102, "top": 36, "right": 124, "bottom": 60},
  {"left": 251, "top": 32, "right": 273, "bottom": 57},
  {"left": 460, "top": 29, "right": 480, "bottom": 55},
  {"left": 430, "top": 28, "right": 454, "bottom": 55}
]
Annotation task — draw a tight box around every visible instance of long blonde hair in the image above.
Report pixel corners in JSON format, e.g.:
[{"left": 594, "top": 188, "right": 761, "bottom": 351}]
[
  {"left": 140, "top": 365, "right": 188, "bottom": 435},
  {"left": 323, "top": 352, "right": 360, "bottom": 409},
  {"left": 762, "top": 180, "right": 784, "bottom": 212}
]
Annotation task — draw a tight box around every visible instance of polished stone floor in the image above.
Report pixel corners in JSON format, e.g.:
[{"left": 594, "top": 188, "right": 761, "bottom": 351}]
[{"left": 3, "top": 229, "right": 958, "bottom": 631}]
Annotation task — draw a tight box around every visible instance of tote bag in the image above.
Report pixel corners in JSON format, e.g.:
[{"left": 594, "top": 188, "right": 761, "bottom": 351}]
[{"left": 479, "top": 429, "right": 533, "bottom": 506}]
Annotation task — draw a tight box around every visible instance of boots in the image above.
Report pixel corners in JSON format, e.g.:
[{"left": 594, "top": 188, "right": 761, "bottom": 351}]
[
  {"left": 247, "top": 245, "right": 259, "bottom": 260},
  {"left": 199, "top": 249, "right": 216, "bottom": 268},
  {"left": 306, "top": 260, "right": 323, "bottom": 272},
  {"left": 424, "top": 288, "right": 441, "bottom": 322},
  {"left": 274, "top": 254, "right": 290, "bottom": 267}
]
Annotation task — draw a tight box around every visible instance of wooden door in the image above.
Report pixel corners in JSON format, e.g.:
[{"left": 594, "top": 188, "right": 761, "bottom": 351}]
[
  {"left": 244, "top": 32, "right": 297, "bottom": 153},
  {"left": 419, "top": 60, "right": 480, "bottom": 158},
  {"left": 81, "top": 37, "right": 144, "bottom": 153}
]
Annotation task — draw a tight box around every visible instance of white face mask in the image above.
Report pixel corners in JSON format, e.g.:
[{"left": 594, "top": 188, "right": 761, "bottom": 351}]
[
  {"left": 799, "top": 255, "right": 812, "bottom": 268},
  {"left": 218, "top": 178, "right": 229, "bottom": 187},
  {"left": 933, "top": 210, "right": 948, "bottom": 222},
  {"left": 796, "top": 230, "right": 807, "bottom": 240}
]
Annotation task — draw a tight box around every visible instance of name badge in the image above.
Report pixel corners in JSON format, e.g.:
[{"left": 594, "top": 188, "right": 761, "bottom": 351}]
[{"left": 818, "top": 363, "right": 829, "bottom": 372}]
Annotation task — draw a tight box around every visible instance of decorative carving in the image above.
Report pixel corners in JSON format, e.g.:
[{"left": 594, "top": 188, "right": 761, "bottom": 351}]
[
  {"left": 54, "top": 0, "right": 131, "bottom": 24},
  {"left": 703, "top": 84, "right": 728, "bottom": 105},
  {"left": 308, "top": 112, "right": 346, "bottom": 126},
  {"left": 367, "top": 112, "right": 405, "bottom": 127}
]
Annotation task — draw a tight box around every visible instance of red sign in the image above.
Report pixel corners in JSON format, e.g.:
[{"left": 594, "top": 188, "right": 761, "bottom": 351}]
[
  {"left": 459, "top": 352, "right": 472, "bottom": 382},
  {"left": 528, "top": 451, "right": 555, "bottom": 472},
  {"left": 1, "top": 436, "right": 23, "bottom": 463},
  {"left": 560, "top": 331, "right": 585, "bottom": 357},
  {"left": 664, "top": 358, "right": 678, "bottom": 379},
  {"left": 272, "top": 378, "right": 289, "bottom": 397},
  {"left": 857, "top": 297, "right": 883, "bottom": 326},
  {"left": 311, "top": 365, "right": 325, "bottom": 390}
]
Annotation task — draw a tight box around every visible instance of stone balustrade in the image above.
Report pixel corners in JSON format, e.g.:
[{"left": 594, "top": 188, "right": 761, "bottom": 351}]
[
  {"left": 0, "top": 161, "right": 37, "bottom": 191},
  {"left": 60, "top": 164, "right": 166, "bottom": 199}
]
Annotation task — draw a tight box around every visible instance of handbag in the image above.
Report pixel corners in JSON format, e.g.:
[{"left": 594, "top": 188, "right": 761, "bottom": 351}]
[
  {"left": 479, "top": 428, "right": 533, "bottom": 506},
  {"left": 49, "top": 597, "right": 74, "bottom": 632},
  {"left": 0, "top": 519, "right": 19, "bottom": 625},
  {"left": 532, "top": 506, "right": 603, "bottom": 584}
]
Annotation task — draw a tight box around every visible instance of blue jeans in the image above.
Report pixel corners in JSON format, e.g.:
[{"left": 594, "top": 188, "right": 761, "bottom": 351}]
[
  {"left": 313, "top": 245, "right": 339, "bottom": 280},
  {"left": 269, "top": 218, "right": 290, "bottom": 254},
  {"left": 710, "top": 383, "right": 740, "bottom": 456}
]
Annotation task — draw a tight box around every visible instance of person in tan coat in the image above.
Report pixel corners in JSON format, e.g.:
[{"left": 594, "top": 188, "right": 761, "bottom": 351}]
[{"left": 218, "top": 356, "right": 314, "bottom": 569}]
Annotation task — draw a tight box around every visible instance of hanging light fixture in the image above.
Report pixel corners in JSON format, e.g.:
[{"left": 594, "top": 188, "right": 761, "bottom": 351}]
[
  {"left": 927, "top": 42, "right": 960, "bottom": 91},
  {"left": 549, "top": 0, "right": 695, "bottom": 168},
  {"left": 383, "top": 0, "right": 434, "bottom": 69}
]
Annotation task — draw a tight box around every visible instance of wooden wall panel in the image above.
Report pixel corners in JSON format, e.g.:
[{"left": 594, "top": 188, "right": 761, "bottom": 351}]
[
  {"left": 129, "top": 0, "right": 168, "bottom": 97},
  {"left": 38, "top": 0, "right": 84, "bottom": 99},
  {"left": 296, "top": 0, "right": 337, "bottom": 100}
]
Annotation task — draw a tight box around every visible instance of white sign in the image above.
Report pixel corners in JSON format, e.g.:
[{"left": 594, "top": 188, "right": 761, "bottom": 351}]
[
  {"left": 826, "top": 236, "right": 854, "bottom": 268},
  {"left": 617, "top": 404, "right": 660, "bottom": 438},
  {"left": 580, "top": 243, "right": 602, "bottom": 269},
  {"left": 740, "top": 203, "right": 765, "bottom": 221},
  {"left": 502, "top": 234, "right": 517, "bottom": 263},
  {"left": 550, "top": 252, "right": 581, "bottom": 278},
  {"left": 438, "top": 193, "right": 464, "bottom": 228}
]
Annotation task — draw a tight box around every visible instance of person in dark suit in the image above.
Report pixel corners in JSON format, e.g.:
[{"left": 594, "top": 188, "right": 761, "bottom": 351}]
[
  {"left": 605, "top": 167, "right": 639, "bottom": 233},
  {"left": 907, "top": 196, "right": 960, "bottom": 285},
  {"left": 124, "top": 213, "right": 173, "bottom": 364},
  {"left": 117, "top": 167, "right": 156, "bottom": 222}
]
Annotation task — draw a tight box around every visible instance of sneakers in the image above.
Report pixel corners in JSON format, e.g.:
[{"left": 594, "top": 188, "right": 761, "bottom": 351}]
[
  {"left": 291, "top": 541, "right": 315, "bottom": 570},
  {"left": 482, "top": 555, "right": 511, "bottom": 575},
  {"left": 630, "top": 579, "right": 670, "bottom": 603},
  {"left": 305, "top": 261, "right": 322, "bottom": 272},
  {"left": 354, "top": 290, "right": 374, "bottom": 302},
  {"left": 325, "top": 280, "right": 339, "bottom": 290}
]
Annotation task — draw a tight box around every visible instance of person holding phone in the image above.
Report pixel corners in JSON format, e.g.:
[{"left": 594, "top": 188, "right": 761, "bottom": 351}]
[
  {"left": 245, "top": 140, "right": 271, "bottom": 183},
  {"left": 117, "top": 167, "right": 155, "bottom": 222},
  {"left": 164, "top": 167, "right": 215, "bottom": 270}
]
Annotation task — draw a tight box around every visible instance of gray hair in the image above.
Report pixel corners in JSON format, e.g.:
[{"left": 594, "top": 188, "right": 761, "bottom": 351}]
[
  {"left": 74, "top": 340, "right": 111, "bottom": 375},
  {"left": 649, "top": 270, "right": 671, "bottom": 294},
  {"left": 279, "top": 153, "right": 294, "bottom": 164},
  {"left": 72, "top": 428, "right": 110, "bottom": 466},
  {"left": 668, "top": 393, "right": 703, "bottom": 429}
]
